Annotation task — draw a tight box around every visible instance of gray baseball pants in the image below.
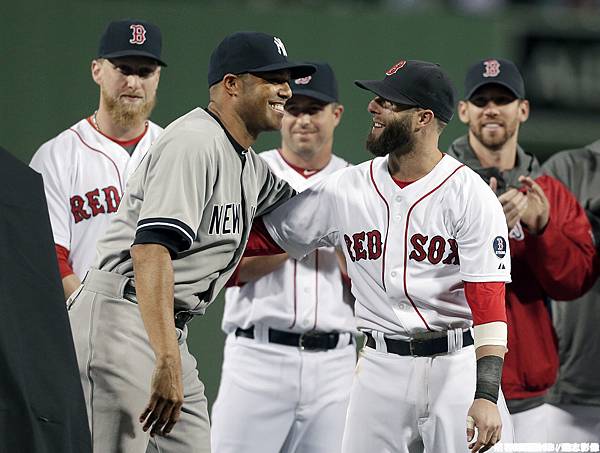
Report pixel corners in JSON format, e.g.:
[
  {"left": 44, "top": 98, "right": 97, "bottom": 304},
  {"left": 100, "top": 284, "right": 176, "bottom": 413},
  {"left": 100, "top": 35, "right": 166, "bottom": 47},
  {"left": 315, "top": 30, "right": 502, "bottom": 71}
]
[{"left": 68, "top": 269, "right": 210, "bottom": 452}]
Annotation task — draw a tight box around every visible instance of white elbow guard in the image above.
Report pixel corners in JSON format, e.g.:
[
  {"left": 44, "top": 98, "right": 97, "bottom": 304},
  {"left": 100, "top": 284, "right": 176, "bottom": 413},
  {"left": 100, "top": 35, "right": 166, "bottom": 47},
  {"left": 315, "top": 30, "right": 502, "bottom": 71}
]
[{"left": 473, "top": 321, "right": 507, "bottom": 350}]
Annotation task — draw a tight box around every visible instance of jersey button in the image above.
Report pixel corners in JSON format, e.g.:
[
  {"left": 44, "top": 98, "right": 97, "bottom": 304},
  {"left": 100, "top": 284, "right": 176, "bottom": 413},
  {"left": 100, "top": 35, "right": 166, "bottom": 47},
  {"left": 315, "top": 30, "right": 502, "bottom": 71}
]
[
  {"left": 391, "top": 271, "right": 397, "bottom": 278},
  {"left": 395, "top": 195, "right": 402, "bottom": 202},
  {"left": 394, "top": 214, "right": 401, "bottom": 221}
]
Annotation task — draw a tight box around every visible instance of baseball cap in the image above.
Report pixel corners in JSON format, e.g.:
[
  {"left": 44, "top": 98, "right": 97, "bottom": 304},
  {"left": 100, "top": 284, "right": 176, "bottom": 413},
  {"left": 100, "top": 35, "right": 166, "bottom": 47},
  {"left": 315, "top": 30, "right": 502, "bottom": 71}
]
[
  {"left": 207, "top": 31, "right": 315, "bottom": 87},
  {"left": 291, "top": 62, "right": 339, "bottom": 104},
  {"left": 97, "top": 19, "right": 167, "bottom": 66},
  {"left": 464, "top": 58, "right": 525, "bottom": 100},
  {"left": 354, "top": 60, "right": 455, "bottom": 123}
]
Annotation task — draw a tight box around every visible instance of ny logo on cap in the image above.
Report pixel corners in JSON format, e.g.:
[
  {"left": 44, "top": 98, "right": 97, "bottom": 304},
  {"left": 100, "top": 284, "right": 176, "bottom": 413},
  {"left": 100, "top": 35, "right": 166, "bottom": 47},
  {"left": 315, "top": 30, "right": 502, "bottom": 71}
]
[
  {"left": 295, "top": 76, "right": 312, "bottom": 85},
  {"left": 129, "top": 24, "right": 147, "bottom": 45},
  {"left": 273, "top": 37, "right": 287, "bottom": 56},
  {"left": 386, "top": 60, "right": 407, "bottom": 76},
  {"left": 482, "top": 59, "right": 500, "bottom": 78}
]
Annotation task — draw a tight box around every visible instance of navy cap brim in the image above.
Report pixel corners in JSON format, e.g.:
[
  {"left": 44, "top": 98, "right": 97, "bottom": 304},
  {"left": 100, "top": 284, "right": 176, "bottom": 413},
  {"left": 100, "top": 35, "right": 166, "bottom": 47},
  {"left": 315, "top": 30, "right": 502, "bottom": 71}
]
[
  {"left": 248, "top": 62, "right": 316, "bottom": 80},
  {"left": 291, "top": 87, "right": 337, "bottom": 104},
  {"left": 354, "top": 79, "right": 419, "bottom": 107},
  {"left": 466, "top": 80, "right": 522, "bottom": 100},
  {"left": 99, "top": 49, "right": 168, "bottom": 67}
]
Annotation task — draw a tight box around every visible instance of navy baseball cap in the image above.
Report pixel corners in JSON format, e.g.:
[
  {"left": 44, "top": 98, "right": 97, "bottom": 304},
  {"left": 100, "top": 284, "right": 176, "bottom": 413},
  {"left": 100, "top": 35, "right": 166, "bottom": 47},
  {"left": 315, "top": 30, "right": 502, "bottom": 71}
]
[
  {"left": 291, "top": 62, "right": 339, "bottom": 104},
  {"left": 97, "top": 19, "right": 167, "bottom": 66},
  {"left": 355, "top": 60, "right": 455, "bottom": 123},
  {"left": 464, "top": 58, "right": 525, "bottom": 100},
  {"left": 208, "top": 31, "right": 315, "bottom": 87}
]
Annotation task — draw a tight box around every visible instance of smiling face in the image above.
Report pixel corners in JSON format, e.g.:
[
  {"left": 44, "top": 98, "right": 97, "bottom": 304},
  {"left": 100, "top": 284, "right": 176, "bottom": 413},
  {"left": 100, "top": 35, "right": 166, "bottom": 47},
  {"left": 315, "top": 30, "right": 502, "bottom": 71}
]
[
  {"left": 236, "top": 70, "right": 292, "bottom": 138},
  {"left": 365, "top": 96, "right": 417, "bottom": 157},
  {"left": 92, "top": 56, "right": 161, "bottom": 128},
  {"left": 281, "top": 95, "right": 342, "bottom": 160},
  {"left": 458, "top": 84, "right": 529, "bottom": 151}
]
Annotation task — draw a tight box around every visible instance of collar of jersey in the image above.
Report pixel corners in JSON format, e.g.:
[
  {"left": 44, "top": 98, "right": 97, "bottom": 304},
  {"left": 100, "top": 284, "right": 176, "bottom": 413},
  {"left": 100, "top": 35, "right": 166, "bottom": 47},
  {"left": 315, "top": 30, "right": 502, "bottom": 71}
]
[{"left": 204, "top": 108, "right": 247, "bottom": 156}]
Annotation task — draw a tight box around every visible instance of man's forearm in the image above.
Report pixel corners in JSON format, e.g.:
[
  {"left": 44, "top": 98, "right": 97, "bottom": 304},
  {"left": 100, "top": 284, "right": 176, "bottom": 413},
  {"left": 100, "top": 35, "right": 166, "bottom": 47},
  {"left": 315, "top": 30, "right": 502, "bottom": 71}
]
[
  {"left": 62, "top": 274, "right": 82, "bottom": 300},
  {"left": 131, "top": 244, "right": 180, "bottom": 361},
  {"left": 237, "top": 254, "right": 289, "bottom": 283}
]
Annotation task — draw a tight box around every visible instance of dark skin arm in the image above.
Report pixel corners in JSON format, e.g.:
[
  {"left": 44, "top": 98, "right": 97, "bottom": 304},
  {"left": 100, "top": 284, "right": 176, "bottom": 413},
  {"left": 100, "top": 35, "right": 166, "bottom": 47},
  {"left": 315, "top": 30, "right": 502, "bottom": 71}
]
[{"left": 131, "top": 243, "right": 183, "bottom": 438}]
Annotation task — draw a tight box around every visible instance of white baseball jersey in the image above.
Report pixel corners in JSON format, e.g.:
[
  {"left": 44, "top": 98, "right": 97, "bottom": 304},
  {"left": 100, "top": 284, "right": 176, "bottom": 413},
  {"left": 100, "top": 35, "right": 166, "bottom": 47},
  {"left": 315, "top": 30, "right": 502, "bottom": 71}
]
[
  {"left": 264, "top": 154, "right": 511, "bottom": 340},
  {"left": 30, "top": 118, "right": 163, "bottom": 278},
  {"left": 223, "top": 149, "right": 357, "bottom": 334}
]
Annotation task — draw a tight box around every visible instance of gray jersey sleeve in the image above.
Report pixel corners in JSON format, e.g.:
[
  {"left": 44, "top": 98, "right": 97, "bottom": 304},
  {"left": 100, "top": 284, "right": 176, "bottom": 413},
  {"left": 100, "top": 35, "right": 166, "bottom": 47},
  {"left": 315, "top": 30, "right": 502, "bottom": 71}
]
[
  {"left": 134, "top": 130, "right": 214, "bottom": 253},
  {"left": 253, "top": 153, "right": 296, "bottom": 217},
  {"left": 263, "top": 174, "right": 340, "bottom": 260}
]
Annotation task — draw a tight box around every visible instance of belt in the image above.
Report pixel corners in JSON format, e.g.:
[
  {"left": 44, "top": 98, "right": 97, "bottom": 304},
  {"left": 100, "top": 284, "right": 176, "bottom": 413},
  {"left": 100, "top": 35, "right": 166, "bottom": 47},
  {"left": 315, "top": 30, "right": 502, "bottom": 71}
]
[
  {"left": 235, "top": 326, "right": 350, "bottom": 351},
  {"left": 123, "top": 281, "right": 193, "bottom": 330},
  {"left": 365, "top": 330, "right": 473, "bottom": 357}
]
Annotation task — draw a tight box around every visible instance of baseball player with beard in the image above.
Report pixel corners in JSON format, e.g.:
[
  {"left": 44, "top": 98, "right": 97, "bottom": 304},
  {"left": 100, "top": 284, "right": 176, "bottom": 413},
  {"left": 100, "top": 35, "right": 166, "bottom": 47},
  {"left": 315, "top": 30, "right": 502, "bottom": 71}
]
[
  {"left": 247, "top": 60, "right": 515, "bottom": 452},
  {"left": 211, "top": 62, "right": 357, "bottom": 453},
  {"left": 30, "top": 19, "right": 166, "bottom": 299},
  {"left": 66, "top": 31, "right": 313, "bottom": 453}
]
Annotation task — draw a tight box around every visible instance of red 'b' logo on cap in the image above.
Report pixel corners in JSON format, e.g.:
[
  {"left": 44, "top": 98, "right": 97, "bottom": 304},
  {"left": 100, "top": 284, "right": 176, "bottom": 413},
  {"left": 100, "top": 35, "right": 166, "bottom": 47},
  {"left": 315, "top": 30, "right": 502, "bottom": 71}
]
[
  {"left": 129, "top": 24, "right": 147, "bottom": 45},
  {"left": 386, "top": 60, "right": 407, "bottom": 76},
  {"left": 482, "top": 59, "right": 501, "bottom": 78}
]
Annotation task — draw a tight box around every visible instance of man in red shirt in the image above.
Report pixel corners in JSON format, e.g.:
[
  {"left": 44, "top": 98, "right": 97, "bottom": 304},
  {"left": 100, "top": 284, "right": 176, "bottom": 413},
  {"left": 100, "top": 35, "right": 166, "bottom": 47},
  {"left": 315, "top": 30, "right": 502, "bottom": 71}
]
[{"left": 447, "top": 58, "right": 596, "bottom": 443}]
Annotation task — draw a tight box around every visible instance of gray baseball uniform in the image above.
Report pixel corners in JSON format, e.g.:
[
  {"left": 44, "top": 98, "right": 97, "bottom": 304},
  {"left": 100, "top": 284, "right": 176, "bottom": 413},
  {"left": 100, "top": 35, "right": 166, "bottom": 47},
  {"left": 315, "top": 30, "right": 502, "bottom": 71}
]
[
  {"left": 542, "top": 141, "right": 600, "bottom": 442},
  {"left": 68, "top": 107, "right": 296, "bottom": 453}
]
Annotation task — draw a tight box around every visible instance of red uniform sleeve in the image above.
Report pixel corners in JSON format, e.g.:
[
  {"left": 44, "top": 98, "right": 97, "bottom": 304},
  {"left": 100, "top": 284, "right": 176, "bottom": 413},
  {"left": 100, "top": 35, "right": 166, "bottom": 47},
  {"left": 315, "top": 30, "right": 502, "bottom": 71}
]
[
  {"left": 55, "top": 244, "right": 74, "bottom": 279},
  {"left": 244, "top": 217, "right": 285, "bottom": 257},
  {"left": 463, "top": 281, "right": 507, "bottom": 325},
  {"left": 524, "top": 175, "right": 597, "bottom": 300}
]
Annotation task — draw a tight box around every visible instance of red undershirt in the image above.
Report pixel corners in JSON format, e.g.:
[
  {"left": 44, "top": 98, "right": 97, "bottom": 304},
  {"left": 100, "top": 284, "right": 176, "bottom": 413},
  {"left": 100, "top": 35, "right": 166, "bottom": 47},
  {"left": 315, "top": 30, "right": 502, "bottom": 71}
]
[{"left": 86, "top": 116, "right": 148, "bottom": 148}]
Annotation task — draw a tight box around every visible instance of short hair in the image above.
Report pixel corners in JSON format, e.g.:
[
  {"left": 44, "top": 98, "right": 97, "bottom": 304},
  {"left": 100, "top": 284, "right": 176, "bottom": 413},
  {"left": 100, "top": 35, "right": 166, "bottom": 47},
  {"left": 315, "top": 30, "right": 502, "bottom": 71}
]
[{"left": 435, "top": 118, "right": 448, "bottom": 134}]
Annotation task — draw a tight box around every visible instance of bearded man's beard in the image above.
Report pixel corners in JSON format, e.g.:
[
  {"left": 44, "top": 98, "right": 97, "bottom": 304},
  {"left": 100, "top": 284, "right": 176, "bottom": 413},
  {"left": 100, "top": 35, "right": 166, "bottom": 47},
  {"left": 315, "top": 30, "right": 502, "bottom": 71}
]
[
  {"left": 366, "top": 116, "right": 414, "bottom": 157},
  {"left": 102, "top": 90, "right": 156, "bottom": 129}
]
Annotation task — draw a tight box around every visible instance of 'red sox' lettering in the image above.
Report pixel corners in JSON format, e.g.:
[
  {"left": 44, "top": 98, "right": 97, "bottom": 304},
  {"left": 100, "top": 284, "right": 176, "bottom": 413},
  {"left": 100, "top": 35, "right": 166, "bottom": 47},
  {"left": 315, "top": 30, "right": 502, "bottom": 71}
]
[
  {"left": 70, "top": 185, "right": 121, "bottom": 223},
  {"left": 344, "top": 230, "right": 382, "bottom": 262},
  {"left": 409, "top": 234, "right": 459, "bottom": 265}
]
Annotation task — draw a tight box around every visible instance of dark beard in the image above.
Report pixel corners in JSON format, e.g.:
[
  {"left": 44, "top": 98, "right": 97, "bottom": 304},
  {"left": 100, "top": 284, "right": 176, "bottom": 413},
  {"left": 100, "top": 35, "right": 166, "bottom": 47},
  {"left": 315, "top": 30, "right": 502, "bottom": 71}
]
[{"left": 366, "top": 116, "right": 413, "bottom": 157}]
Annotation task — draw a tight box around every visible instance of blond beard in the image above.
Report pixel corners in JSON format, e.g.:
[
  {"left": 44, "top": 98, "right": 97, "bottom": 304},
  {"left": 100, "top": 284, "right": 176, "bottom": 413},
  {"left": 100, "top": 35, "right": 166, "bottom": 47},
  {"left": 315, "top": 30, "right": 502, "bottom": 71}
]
[{"left": 102, "top": 90, "right": 156, "bottom": 129}]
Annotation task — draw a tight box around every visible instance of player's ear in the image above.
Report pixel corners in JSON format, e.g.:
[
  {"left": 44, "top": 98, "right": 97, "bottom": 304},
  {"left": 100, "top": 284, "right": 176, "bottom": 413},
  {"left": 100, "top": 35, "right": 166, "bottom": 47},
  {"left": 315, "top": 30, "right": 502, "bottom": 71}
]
[
  {"left": 91, "top": 59, "right": 103, "bottom": 85},
  {"left": 416, "top": 109, "right": 434, "bottom": 130},
  {"left": 222, "top": 74, "right": 243, "bottom": 97},
  {"left": 518, "top": 99, "right": 530, "bottom": 123},
  {"left": 457, "top": 101, "right": 469, "bottom": 124},
  {"left": 332, "top": 103, "right": 344, "bottom": 127}
]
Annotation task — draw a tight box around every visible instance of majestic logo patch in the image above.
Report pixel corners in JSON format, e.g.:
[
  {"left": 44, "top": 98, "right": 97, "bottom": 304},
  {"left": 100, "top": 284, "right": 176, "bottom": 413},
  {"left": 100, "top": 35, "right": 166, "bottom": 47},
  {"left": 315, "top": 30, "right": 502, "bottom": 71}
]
[
  {"left": 482, "top": 59, "right": 501, "bottom": 78},
  {"left": 129, "top": 24, "right": 147, "bottom": 45},
  {"left": 294, "top": 76, "right": 312, "bottom": 85},
  {"left": 493, "top": 236, "right": 507, "bottom": 258},
  {"left": 386, "top": 60, "right": 407, "bottom": 76},
  {"left": 273, "top": 37, "right": 287, "bottom": 56}
]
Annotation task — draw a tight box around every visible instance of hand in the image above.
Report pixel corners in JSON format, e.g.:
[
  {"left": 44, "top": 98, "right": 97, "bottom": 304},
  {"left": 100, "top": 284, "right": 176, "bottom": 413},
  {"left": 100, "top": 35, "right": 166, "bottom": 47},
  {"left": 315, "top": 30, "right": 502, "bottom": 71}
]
[
  {"left": 139, "top": 355, "right": 184, "bottom": 437},
  {"left": 518, "top": 176, "right": 550, "bottom": 234},
  {"left": 466, "top": 399, "right": 502, "bottom": 452},
  {"left": 497, "top": 187, "right": 528, "bottom": 231}
]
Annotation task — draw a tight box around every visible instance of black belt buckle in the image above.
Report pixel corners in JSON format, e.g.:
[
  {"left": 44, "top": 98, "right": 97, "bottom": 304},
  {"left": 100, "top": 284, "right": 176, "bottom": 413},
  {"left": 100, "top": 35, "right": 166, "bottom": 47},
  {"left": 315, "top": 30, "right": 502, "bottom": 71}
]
[{"left": 299, "top": 331, "right": 328, "bottom": 351}]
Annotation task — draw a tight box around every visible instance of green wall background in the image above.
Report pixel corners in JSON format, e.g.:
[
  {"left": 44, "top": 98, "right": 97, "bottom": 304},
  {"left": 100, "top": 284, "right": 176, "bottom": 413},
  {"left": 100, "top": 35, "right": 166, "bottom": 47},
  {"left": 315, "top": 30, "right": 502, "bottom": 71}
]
[{"left": 2, "top": 1, "right": 598, "bottom": 409}]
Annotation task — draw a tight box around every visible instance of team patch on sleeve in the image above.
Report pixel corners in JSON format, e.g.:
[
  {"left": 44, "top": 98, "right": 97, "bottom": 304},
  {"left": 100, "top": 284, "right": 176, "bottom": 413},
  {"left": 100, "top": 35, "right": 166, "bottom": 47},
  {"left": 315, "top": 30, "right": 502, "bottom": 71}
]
[
  {"left": 492, "top": 236, "right": 507, "bottom": 259},
  {"left": 136, "top": 217, "right": 196, "bottom": 249}
]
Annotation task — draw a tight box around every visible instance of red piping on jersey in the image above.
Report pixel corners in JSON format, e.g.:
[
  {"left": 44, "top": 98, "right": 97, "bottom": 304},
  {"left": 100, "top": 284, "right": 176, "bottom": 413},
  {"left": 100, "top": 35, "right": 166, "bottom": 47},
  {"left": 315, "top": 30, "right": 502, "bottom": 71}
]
[
  {"left": 277, "top": 149, "right": 323, "bottom": 179},
  {"left": 403, "top": 163, "right": 466, "bottom": 331},
  {"left": 289, "top": 259, "right": 298, "bottom": 329},
  {"left": 69, "top": 128, "right": 124, "bottom": 195},
  {"left": 86, "top": 117, "right": 148, "bottom": 148},
  {"left": 369, "top": 161, "right": 390, "bottom": 291},
  {"left": 312, "top": 249, "right": 320, "bottom": 330}
]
